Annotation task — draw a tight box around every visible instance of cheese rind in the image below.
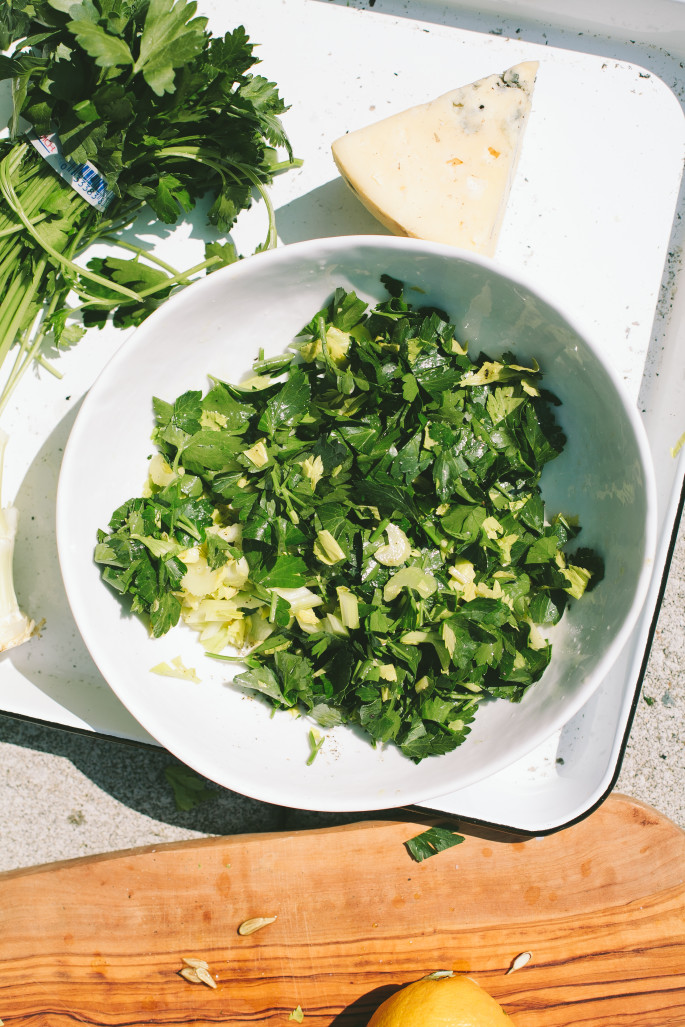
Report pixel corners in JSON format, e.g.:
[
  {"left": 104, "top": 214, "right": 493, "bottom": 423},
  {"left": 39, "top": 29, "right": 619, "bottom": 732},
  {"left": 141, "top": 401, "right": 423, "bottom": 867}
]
[{"left": 331, "top": 62, "right": 538, "bottom": 256}]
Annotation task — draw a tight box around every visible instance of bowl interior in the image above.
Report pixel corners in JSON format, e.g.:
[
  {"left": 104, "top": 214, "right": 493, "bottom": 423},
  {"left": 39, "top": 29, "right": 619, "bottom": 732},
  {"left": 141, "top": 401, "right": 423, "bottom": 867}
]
[{"left": 56, "top": 236, "right": 656, "bottom": 811}]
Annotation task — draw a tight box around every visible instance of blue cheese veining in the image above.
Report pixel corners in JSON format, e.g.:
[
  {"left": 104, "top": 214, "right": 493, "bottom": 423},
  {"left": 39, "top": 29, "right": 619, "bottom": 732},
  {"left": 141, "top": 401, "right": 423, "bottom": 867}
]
[{"left": 331, "top": 62, "right": 538, "bottom": 256}]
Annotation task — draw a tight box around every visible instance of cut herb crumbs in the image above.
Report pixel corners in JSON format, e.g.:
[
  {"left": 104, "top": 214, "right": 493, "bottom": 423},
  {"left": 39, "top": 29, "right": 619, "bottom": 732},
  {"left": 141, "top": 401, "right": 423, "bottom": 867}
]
[
  {"left": 151, "top": 656, "right": 200, "bottom": 681},
  {"left": 506, "top": 951, "right": 533, "bottom": 974},
  {"left": 404, "top": 825, "right": 465, "bottom": 862},
  {"left": 238, "top": 915, "right": 278, "bottom": 935},
  {"left": 96, "top": 277, "right": 603, "bottom": 762},
  {"left": 289, "top": 1007, "right": 304, "bottom": 1023}
]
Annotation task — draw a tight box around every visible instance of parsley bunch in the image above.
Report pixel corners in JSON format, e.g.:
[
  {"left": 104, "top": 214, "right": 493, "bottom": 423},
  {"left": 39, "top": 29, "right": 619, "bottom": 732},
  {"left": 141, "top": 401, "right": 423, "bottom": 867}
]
[
  {"left": 0, "top": 0, "right": 299, "bottom": 414},
  {"left": 95, "top": 278, "right": 603, "bottom": 762},
  {"left": 0, "top": 0, "right": 297, "bottom": 653}
]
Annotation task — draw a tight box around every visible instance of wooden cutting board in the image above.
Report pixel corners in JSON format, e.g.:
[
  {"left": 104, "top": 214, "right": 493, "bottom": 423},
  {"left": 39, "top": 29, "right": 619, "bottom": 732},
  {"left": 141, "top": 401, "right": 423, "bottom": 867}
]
[{"left": 0, "top": 792, "right": 683, "bottom": 1026}]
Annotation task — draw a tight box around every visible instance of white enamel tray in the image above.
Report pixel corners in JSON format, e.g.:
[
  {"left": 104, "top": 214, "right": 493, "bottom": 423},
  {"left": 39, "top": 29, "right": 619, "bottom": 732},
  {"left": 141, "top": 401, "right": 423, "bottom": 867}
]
[{"left": 2, "top": 0, "right": 684, "bottom": 832}]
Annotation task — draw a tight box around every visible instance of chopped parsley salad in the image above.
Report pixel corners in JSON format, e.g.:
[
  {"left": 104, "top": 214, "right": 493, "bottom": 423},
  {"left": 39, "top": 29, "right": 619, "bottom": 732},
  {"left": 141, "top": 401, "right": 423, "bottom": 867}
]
[{"left": 95, "top": 276, "right": 602, "bottom": 762}]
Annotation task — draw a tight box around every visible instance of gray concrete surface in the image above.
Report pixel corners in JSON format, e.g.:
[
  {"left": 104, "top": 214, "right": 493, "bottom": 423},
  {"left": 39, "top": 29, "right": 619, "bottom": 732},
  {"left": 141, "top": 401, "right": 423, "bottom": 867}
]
[{"left": 0, "top": 512, "right": 683, "bottom": 873}]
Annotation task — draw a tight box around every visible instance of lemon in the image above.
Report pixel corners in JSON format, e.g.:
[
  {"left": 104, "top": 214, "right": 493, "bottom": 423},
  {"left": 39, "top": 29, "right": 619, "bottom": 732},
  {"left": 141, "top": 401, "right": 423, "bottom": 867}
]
[{"left": 367, "top": 973, "right": 514, "bottom": 1027}]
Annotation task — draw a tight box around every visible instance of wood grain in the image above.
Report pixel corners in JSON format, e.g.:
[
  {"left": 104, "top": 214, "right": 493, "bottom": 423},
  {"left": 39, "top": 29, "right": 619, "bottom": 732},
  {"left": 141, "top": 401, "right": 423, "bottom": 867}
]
[{"left": 0, "top": 793, "right": 683, "bottom": 1026}]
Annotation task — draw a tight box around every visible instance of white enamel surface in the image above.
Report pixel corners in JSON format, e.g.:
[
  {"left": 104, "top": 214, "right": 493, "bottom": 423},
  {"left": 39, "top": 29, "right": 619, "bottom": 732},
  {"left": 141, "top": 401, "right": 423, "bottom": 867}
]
[
  {"left": 56, "top": 236, "right": 657, "bottom": 811},
  {"left": 1, "top": 0, "right": 683, "bottom": 828}
]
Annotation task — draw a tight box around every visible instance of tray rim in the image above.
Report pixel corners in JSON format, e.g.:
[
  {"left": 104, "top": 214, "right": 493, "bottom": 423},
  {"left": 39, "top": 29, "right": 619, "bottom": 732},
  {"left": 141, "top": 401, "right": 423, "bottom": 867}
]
[{"left": 0, "top": 0, "right": 683, "bottom": 837}]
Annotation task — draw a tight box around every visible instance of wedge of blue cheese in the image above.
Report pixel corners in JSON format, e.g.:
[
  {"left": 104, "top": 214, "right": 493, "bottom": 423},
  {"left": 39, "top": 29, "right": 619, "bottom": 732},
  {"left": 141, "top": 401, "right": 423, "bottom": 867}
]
[{"left": 331, "top": 61, "right": 538, "bottom": 256}]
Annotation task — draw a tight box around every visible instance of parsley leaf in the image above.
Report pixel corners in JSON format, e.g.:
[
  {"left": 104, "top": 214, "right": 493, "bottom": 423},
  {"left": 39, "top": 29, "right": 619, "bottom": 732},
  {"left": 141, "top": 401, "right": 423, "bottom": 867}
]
[
  {"left": 133, "top": 0, "right": 209, "bottom": 96},
  {"left": 67, "top": 18, "right": 134, "bottom": 70},
  {"left": 405, "top": 826, "right": 465, "bottom": 862}
]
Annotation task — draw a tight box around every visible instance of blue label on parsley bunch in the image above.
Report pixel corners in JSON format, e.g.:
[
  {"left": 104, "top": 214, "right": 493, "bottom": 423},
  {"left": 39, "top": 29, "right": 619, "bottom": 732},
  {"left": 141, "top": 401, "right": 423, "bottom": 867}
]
[{"left": 28, "top": 129, "right": 114, "bottom": 213}]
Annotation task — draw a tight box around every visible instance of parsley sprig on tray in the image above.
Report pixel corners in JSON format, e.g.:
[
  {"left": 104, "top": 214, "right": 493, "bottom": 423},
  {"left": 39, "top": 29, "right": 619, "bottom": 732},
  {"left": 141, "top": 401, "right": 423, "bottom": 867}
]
[{"left": 95, "top": 277, "right": 602, "bottom": 761}]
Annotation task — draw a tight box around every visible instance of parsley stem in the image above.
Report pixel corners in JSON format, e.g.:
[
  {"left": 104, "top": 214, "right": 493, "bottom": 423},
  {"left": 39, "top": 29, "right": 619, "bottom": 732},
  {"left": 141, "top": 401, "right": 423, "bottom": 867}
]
[
  {"left": 270, "top": 157, "right": 304, "bottom": 174},
  {"left": 207, "top": 651, "right": 260, "bottom": 665},
  {"left": 174, "top": 515, "right": 202, "bottom": 541},
  {"left": 5, "top": 256, "right": 47, "bottom": 356},
  {"left": 99, "top": 235, "right": 183, "bottom": 277},
  {"left": 0, "top": 318, "right": 55, "bottom": 417},
  {"left": 369, "top": 518, "right": 391, "bottom": 543},
  {"left": 156, "top": 146, "right": 278, "bottom": 252},
  {"left": 71, "top": 254, "right": 226, "bottom": 313},
  {"left": 0, "top": 265, "right": 51, "bottom": 413},
  {"left": 0, "top": 143, "right": 142, "bottom": 303},
  {"left": 0, "top": 239, "right": 24, "bottom": 282},
  {"left": 135, "top": 255, "right": 225, "bottom": 296},
  {"left": 421, "top": 520, "right": 446, "bottom": 547}
]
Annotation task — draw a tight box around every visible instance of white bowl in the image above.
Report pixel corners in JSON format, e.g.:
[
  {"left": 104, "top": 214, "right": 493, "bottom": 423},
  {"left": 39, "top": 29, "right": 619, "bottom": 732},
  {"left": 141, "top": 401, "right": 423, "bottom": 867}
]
[{"left": 56, "top": 236, "right": 657, "bottom": 812}]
